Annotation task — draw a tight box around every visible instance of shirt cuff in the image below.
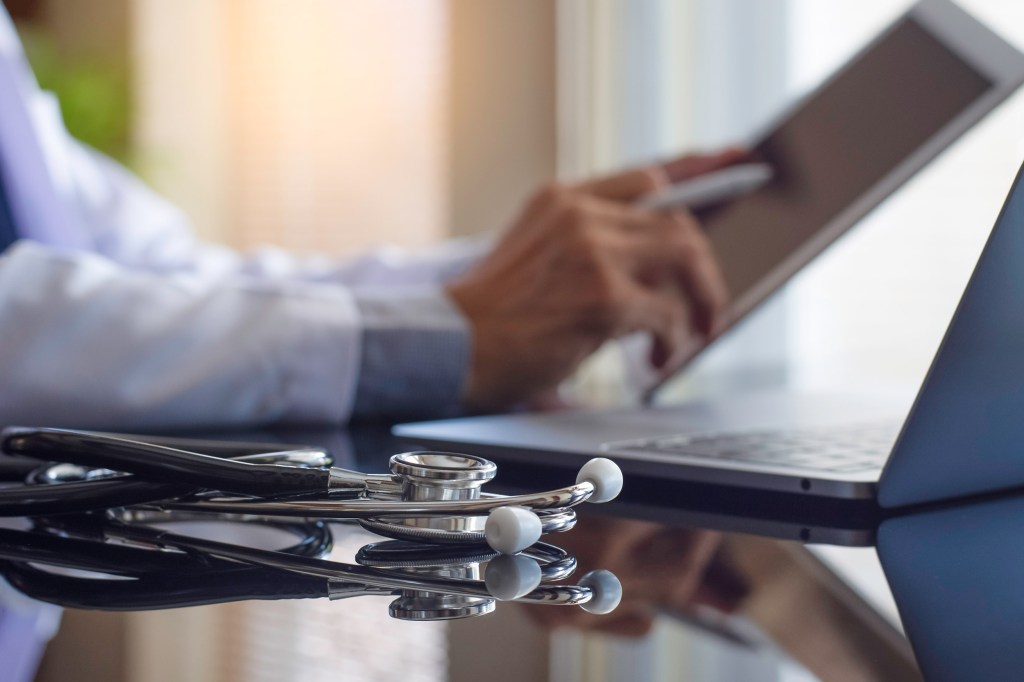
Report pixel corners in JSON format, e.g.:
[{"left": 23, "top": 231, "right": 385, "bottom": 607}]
[{"left": 351, "top": 287, "right": 471, "bottom": 419}]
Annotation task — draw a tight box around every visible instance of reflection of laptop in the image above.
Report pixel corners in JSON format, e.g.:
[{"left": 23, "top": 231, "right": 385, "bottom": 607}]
[
  {"left": 396, "top": 1, "right": 1024, "bottom": 507},
  {"left": 876, "top": 494, "right": 1024, "bottom": 679}
]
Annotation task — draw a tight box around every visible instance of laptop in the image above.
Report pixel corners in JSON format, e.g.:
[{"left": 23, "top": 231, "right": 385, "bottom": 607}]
[{"left": 395, "top": 1, "right": 1024, "bottom": 508}]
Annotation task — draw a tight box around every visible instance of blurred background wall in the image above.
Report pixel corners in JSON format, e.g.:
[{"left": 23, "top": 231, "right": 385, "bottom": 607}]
[
  {"left": 8, "top": 0, "right": 1024, "bottom": 680},
  {"left": 132, "top": 0, "right": 453, "bottom": 254},
  {"left": 7, "top": 0, "right": 558, "bottom": 257}
]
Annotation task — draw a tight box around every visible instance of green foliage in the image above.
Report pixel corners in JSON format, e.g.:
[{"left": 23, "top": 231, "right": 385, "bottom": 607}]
[{"left": 19, "top": 25, "right": 132, "bottom": 164}]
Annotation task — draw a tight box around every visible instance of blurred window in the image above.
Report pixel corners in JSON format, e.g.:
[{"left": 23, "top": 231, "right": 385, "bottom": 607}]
[
  {"left": 784, "top": 0, "right": 1024, "bottom": 393},
  {"left": 132, "top": 0, "right": 448, "bottom": 254}
]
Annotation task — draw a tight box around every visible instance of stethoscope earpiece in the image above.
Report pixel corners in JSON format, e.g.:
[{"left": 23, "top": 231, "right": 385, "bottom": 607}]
[
  {"left": 578, "top": 569, "right": 623, "bottom": 615},
  {"left": 484, "top": 553, "right": 543, "bottom": 600},
  {"left": 485, "top": 506, "right": 542, "bottom": 555}
]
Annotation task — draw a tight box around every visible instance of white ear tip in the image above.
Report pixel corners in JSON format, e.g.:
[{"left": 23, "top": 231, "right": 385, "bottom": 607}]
[
  {"left": 485, "top": 506, "right": 542, "bottom": 555},
  {"left": 579, "top": 570, "right": 622, "bottom": 615},
  {"left": 576, "top": 458, "right": 623, "bottom": 502},
  {"left": 485, "top": 553, "right": 543, "bottom": 600}
]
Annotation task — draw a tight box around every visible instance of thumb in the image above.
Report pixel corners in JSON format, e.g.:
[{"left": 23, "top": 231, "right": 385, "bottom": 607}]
[
  {"left": 575, "top": 166, "right": 670, "bottom": 203},
  {"left": 663, "top": 147, "right": 751, "bottom": 183}
]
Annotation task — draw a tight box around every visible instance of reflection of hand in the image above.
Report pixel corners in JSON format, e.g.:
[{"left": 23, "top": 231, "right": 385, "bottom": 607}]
[
  {"left": 447, "top": 150, "right": 744, "bottom": 412},
  {"left": 521, "top": 517, "right": 746, "bottom": 637}
]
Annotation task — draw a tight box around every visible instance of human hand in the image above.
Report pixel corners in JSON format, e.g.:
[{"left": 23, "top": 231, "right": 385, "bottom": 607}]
[{"left": 447, "top": 149, "right": 744, "bottom": 412}]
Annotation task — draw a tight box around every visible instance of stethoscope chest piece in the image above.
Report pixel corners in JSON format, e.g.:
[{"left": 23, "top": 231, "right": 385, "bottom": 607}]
[
  {"left": 358, "top": 536, "right": 497, "bottom": 621},
  {"left": 360, "top": 451, "right": 499, "bottom": 545},
  {"left": 388, "top": 592, "right": 496, "bottom": 621},
  {"left": 389, "top": 452, "right": 496, "bottom": 501},
  {"left": 360, "top": 451, "right": 580, "bottom": 553}
]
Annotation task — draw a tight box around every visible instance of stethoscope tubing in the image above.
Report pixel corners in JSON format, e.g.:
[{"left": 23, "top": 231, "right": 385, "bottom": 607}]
[
  {"left": 0, "top": 476, "right": 194, "bottom": 517},
  {"left": 0, "top": 457, "right": 44, "bottom": 482},
  {"left": 0, "top": 515, "right": 335, "bottom": 577},
  {"left": 1, "top": 561, "right": 333, "bottom": 611},
  {"left": 111, "top": 522, "right": 595, "bottom": 607},
  {"left": 355, "top": 540, "right": 577, "bottom": 583},
  {"left": 1, "top": 537, "right": 579, "bottom": 611},
  {"left": 4, "top": 428, "right": 603, "bottom": 517},
  {"left": 0, "top": 461, "right": 592, "bottom": 521},
  {"left": 0, "top": 429, "right": 620, "bottom": 614},
  {"left": 0, "top": 526, "right": 228, "bottom": 576},
  {"left": 0, "top": 428, "right": 615, "bottom": 560},
  {"left": 0, "top": 432, "right": 336, "bottom": 517},
  {"left": 2, "top": 428, "right": 332, "bottom": 497},
  {"left": 0, "top": 511, "right": 600, "bottom": 614},
  {"left": 153, "top": 483, "right": 594, "bottom": 518},
  {"left": 2, "top": 448, "right": 594, "bottom": 524}
]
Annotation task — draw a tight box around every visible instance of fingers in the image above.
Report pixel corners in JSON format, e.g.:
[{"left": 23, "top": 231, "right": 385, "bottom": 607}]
[
  {"left": 464, "top": 179, "right": 728, "bottom": 398},
  {"left": 615, "top": 285, "right": 689, "bottom": 369},
  {"left": 558, "top": 146, "right": 752, "bottom": 209},
  {"left": 661, "top": 213, "right": 729, "bottom": 336},
  {"left": 577, "top": 146, "right": 752, "bottom": 209},
  {"left": 582, "top": 202, "right": 729, "bottom": 341},
  {"left": 575, "top": 166, "right": 669, "bottom": 202},
  {"left": 663, "top": 147, "right": 751, "bottom": 183}
]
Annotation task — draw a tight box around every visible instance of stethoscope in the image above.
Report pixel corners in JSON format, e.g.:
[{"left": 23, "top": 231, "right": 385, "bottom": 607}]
[
  {"left": 0, "top": 513, "right": 622, "bottom": 620},
  {"left": 0, "top": 427, "right": 624, "bottom": 555}
]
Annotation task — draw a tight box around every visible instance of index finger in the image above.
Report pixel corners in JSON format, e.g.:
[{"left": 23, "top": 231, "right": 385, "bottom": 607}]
[
  {"left": 575, "top": 167, "right": 669, "bottom": 203},
  {"left": 670, "top": 222, "right": 729, "bottom": 337},
  {"left": 595, "top": 207, "right": 730, "bottom": 338},
  {"left": 663, "top": 147, "right": 751, "bottom": 183}
]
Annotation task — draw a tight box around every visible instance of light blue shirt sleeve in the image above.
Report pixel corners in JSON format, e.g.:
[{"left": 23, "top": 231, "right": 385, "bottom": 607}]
[{"left": 351, "top": 287, "right": 471, "bottom": 419}]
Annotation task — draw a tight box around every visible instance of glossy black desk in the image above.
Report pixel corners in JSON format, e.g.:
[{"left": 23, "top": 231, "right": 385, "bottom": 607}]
[{"left": 1, "top": 424, "right": 1015, "bottom": 682}]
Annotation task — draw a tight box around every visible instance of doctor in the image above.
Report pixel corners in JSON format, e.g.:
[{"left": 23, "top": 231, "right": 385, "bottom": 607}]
[{"left": 0, "top": 6, "right": 737, "bottom": 430}]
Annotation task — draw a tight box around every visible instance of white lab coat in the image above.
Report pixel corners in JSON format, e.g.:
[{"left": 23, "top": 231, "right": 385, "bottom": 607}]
[{"left": 0, "top": 11, "right": 484, "bottom": 430}]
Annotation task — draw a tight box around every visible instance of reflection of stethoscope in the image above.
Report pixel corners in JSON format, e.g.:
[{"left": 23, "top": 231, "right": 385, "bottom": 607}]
[
  {"left": 0, "top": 514, "right": 622, "bottom": 620},
  {"left": 0, "top": 428, "right": 624, "bottom": 555}
]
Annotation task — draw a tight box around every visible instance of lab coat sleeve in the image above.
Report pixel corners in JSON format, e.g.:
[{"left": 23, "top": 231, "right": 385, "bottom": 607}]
[
  {"left": 0, "top": 241, "right": 362, "bottom": 429},
  {"left": 350, "top": 288, "right": 469, "bottom": 419},
  {"left": 8, "top": 101, "right": 491, "bottom": 427}
]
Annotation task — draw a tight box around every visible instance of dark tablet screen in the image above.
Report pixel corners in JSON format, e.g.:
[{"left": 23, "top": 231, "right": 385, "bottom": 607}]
[{"left": 706, "top": 18, "right": 992, "bottom": 300}]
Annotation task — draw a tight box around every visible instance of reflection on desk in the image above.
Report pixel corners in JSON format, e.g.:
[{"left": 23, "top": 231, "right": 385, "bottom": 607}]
[
  {"left": 879, "top": 492, "right": 1024, "bottom": 682},
  {"left": 0, "top": 521, "right": 602, "bottom": 620},
  {"left": 0, "top": 502, "right": 617, "bottom": 622},
  {"left": 1, "top": 423, "right": 1009, "bottom": 681}
]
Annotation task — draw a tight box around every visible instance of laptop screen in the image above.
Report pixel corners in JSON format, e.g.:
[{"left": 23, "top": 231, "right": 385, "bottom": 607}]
[
  {"left": 704, "top": 17, "right": 993, "bottom": 306},
  {"left": 880, "top": 159, "right": 1024, "bottom": 507}
]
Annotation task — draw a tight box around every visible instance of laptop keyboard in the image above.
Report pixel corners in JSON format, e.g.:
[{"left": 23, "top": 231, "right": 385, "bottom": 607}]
[{"left": 605, "top": 423, "right": 900, "bottom": 473}]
